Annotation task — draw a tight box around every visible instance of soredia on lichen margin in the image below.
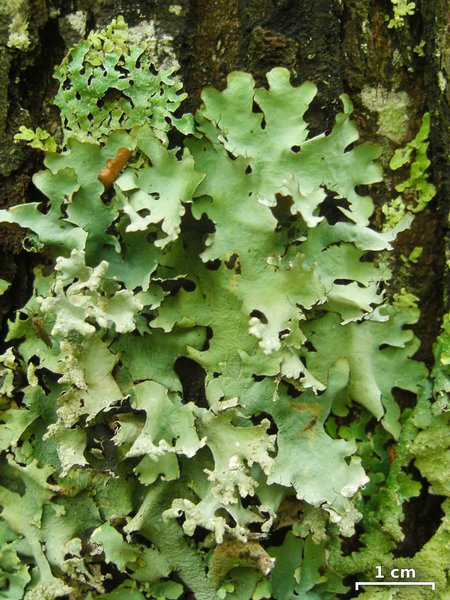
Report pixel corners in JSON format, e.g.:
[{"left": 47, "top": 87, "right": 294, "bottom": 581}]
[{"left": 0, "top": 16, "right": 432, "bottom": 600}]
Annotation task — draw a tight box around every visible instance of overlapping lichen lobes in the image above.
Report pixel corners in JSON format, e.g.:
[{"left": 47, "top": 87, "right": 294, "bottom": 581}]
[
  {"left": 53, "top": 16, "right": 193, "bottom": 145},
  {"left": 0, "top": 18, "right": 441, "bottom": 600}
]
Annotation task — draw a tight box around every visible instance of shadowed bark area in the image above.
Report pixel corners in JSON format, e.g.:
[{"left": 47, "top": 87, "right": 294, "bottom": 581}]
[
  {"left": 182, "top": 0, "right": 241, "bottom": 109},
  {"left": 340, "top": 0, "right": 447, "bottom": 362}
]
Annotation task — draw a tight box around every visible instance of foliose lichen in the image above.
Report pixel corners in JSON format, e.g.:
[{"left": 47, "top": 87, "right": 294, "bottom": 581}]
[
  {"left": 0, "top": 16, "right": 445, "bottom": 600},
  {"left": 386, "top": 0, "right": 416, "bottom": 29}
]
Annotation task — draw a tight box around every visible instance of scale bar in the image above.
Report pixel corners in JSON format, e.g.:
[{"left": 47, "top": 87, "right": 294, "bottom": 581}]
[{"left": 355, "top": 582, "right": 435, "bottom": 591}]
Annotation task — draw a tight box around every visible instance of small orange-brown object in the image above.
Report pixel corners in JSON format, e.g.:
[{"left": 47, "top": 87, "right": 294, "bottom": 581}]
[
  {"left": 31, "top": 315, "right": 52, "bottom": 348},
  {"left": 98, "top": 147, "right": 132, "bottom": 189},
  {"left": 388, "top": 445, "right": 396, "bottom": 463}
]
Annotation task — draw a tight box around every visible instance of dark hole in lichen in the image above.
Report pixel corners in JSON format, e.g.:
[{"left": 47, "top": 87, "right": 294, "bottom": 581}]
[
  {"left": 203, "top": 326, "right": 213, "bottom": 351},
  {"left": 363, "top": 416, "right": 379, "bottom": 435},
  {"left": 303, "top": 339, "right": 315, "bottom": 353},
  {"left": 252, "top": 411, "right": 278, "bottom": 436},
  {"left": 102, "top": 186, "right": 116, "bottom": 206},
  {"left": 225, "top": 253, "right": 241, "bottom": 272},
  {"left": 354, "top": 183, "right": 371, "bottom": 197},
  {"left": 225, "top": 148, "right": 237, "bottom": 161},
  {"left": 274, "top": 524, "right": 296, "bottom": 548},
  {"left": 270, "top": 193, "right": 294, "bottom": 224},
  {"left": 241, "top": 495, "right": 259, "bottom": 509},
  {"left": 250, "top": 309, "right": 268, "bottom": 324},
  {"left": 100, "top": 560, "right": 128, "bottom": 592},
  {"left": 182, "top": 279, "right": 196, "bottom": 292},
  {"left": 251, "top": 100, "right": 260, "bottom": 114},
  {"left": 318, "top": 187, "right": 352, "bottom": 225},
  {"left": 159, "top": 278, "right": 196, "bottom": 294},
  {"left": 335, "top": 279, "right": 354, "bottom": 285},
  {"left": 252, "top": 374, "right": 265, "bottom": 382},
  {"left": 392, "top": 387, "right": 417, "bottom": 410},
  {"left": 286, "top": 382, "right": 301, "bottom": 398},
  {"left": 137, "top": 208, "right": 151, "bottom": 218},
  {"left": 341, "top": 521, "right": 365, "bottom": 559},
  {"left": 394, "top": 467, "right": 445, "bottom": 558},
  {"left": 174, "top": 356, "right": 208, "bottom": 408},
  {"left": 205, "top": 259, "right": 221, "bottom": 271}
]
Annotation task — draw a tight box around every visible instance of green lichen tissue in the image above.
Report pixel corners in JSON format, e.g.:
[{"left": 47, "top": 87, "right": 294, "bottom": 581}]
[{"left": 0, "top": 17, "right": 448, "bottom": 600}]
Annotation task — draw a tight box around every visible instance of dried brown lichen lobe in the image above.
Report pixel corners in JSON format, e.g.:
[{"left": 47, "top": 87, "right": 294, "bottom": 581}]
[{"left": 98, "top": 147, "right": 132, "bottom": 189}]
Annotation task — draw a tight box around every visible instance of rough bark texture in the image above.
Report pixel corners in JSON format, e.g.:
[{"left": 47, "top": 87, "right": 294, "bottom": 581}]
[{"left": 0, "top": 0, "right": 448, "bottom": 592}]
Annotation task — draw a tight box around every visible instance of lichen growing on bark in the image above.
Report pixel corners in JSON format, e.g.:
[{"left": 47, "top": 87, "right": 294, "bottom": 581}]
[{"left": 361, "top": 85, "right": 411, "bottom": 144}]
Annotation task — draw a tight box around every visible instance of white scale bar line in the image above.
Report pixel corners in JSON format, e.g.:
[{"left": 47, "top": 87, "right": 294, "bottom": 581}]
[{"left": 355, "top": 582, "right": 435, "bottom": 590}]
